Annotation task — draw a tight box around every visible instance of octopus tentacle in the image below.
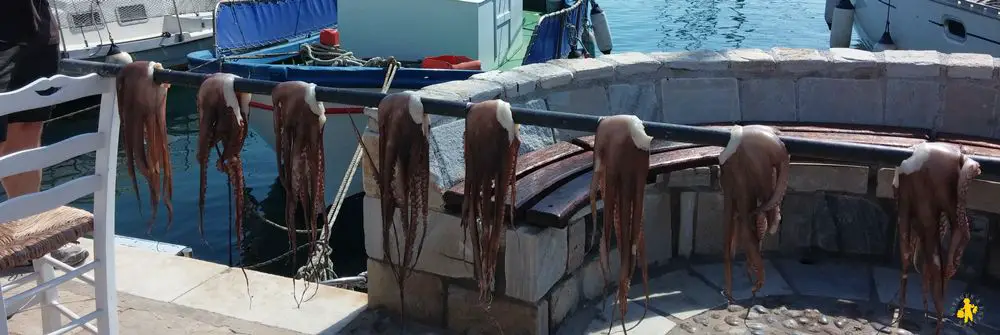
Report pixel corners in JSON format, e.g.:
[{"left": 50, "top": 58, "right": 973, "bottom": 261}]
[
  {"left": 461, "top": 100, "right": 521, "bottom": 304},
  {"left": 591, "top": 115, "right": 652, "bottom": 333},
  {"left": 115, "top": 61, "right": 174, "bottom": 231},
  {"left": 195, "top": 73, "right": 251, "bottom": 244},
  {"left": 718, "top": 124, "right": 789, "bottom": 303}
]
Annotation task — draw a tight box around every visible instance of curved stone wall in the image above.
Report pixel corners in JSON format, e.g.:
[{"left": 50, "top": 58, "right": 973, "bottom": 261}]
[{"left": 359, "top": 49, "right": 1000, "bottom": 334}]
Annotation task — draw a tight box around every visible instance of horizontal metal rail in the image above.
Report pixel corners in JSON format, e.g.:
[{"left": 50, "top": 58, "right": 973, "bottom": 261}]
[{"left": 58, "top": 58, "right": 1000, "bottom": 174}]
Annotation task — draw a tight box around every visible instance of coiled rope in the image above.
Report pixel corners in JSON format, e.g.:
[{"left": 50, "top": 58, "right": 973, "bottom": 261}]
[{"left": 298, "top": 43, "right": 395, "bottom": 68}]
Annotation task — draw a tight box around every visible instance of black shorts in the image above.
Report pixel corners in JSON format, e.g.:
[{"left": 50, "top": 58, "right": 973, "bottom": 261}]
[{"left": 0, "top": 42, "right": 59, "bottom": 142}]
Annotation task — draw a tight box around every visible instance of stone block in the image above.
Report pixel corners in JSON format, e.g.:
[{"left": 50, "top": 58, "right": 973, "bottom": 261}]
[
  {"left": 884, "top": 79, "right": 941, "bottom": 129},
  {"left": 471, "top": 70, "right": 539, "bottom": 98},
  {"left": 447, "top": 285, "right": 549, "bottom": 335},
  {"left": 770, "top": 47, "right": 828, "bottom": 74},
  {"left": 694, "top": 192, "right": 725, "bottom": 255},
  {"left": 609, "top": 83, "right": 660, "bottom": 122},
  {"left": 511, "top": 62, "right": 574, "bottom": 89},
  {"left": 367, "top": 258, "right": 445, "bottom": 327},
  {"left": 882, "top": 50, "right": 943, "bottom": 78},
  {"left": 967, "top": 179, "right": 1000, "bottom": 213},
  {"left": 360, "top": 132, "right": 380, "bottom": 198},
  {"left": 788, "top": 163, "right": 868, "bottom": 194},
  {"left": 651, "top": 50, "right": 729, "bottom": 72},
  {"left": 505, "top": 225, "right": 569, "bottom": 302},
  {"left": 724, "top": 48, "right": 776, "bottom": 73},
  {"left": 826, "top": 48, "right": 880, "bottom": 78},
  {"left": 547, "top": 86, "right": 610, "bottom": 140},
  {"left": 627, "top": 269, "right": 726, "bottom": 320},
  {"left": 778, "top": 193, "right": 890, "bottom": 254},
  {"left": 990, "top": 229, "right": 1000, "bottom": 280},
  {"left": 797, "top": 78, "right": 884, "bottom": 125},
  {"left": 549, "top": 276, "right": 580, "bottom": 328},
  {"left": 940, "top": 80, "right": 998, "bottom": 137},
  {"left": 778, "top": 193, "right": 816, "bottom": 250},
  {"left": 739, "top": 78, "right": 796, "bottom": 122},
  {"left": 409, "top": 89, "right": 463, "bottom": 126},
  {"left": 946, "top": 53, "right": 996, "bottom": 79},
  {"left": 428, "top": 119, "right": 468, "bottom": 191},
  {"left": 596, "top": 52, "right": 661, "bottom": 78},
  {"left": 421, "top": 79, "right": 503, "bottom": 102},
  {"left": 363, "top": 197, "right": 474, "bottom": 278},
  {"left": 581, "top": 249, "right": 621, "bottom": 301},
  {"left": 677, "top": 192, "right": 697, "bottom": 257},
  {"left": 691, "top": 260, "right": 793, "bottom": 300},
  {"left": 567, "top": 217, "right": 586, "bottom": 273},
  {"left": 513, "top": 100, "right": 562, "bottom": 155},
  {"left": 547, "top": 58, "right": 614, "bottom": 83},
  {"left": 587, "top": 295, "right": 677, "bottom": 334},
  {"left": 666, "top": 167, "right": 713, "bottom": 188},
  {"left": 644, "top": 185, "right": 673, "bottom": 266},
  {"left": 661, "top": 78, "right": 740, "bottom": 124},
  {"left": 875, "top": 168, "right": 895, "bottom": 198}
]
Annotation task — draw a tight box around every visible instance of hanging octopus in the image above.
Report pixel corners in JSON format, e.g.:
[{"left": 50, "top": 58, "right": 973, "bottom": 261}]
[
  {"left": 717, "top": 124, "right": 790, "bottom": 303},
  {"left": 272, "top": 81, "right": 327, "bottom": 255},
  {"left": 115, "top": 61, "right": 174, "bottom": 230},
  {"left": 892, "top": 142, "right": 979, "bottom": 335},
  {"left": 461, "top": 99, "right": 520, "bottom": 304},
  {"left": 374, "top": 91, "right": 430, "bottom": 323},
  {"left": 195, "top": 73, "right": 251, "bottom": 244},
  {"left": 589, "top": 114, "right": 653, "bottom": 333}
]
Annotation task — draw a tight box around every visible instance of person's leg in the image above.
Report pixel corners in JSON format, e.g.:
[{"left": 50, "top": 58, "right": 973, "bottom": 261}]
[{"left": 2, "top": 43, "right": 87, "bottom": 266}]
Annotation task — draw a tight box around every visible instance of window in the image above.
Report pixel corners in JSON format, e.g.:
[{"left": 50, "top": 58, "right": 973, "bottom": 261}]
[
  {"left": 71, "top": 11, "right": 102, "bottom": 28},
  {"left": 117, "top": 4, "right": 148, "bottom": 23}
]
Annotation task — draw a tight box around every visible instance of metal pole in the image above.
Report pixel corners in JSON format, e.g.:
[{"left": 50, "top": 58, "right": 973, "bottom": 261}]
[{"left": 57, "top": 58, "right": 1000, "bottom": 174}]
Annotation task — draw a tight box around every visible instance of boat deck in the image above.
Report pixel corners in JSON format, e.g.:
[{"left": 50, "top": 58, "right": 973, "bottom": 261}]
[{"left": 497, "top": 11, "right": 542, "bottom": 71}]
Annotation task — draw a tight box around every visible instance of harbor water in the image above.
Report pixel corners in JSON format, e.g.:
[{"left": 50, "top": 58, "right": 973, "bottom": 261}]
[{"left": 27, "top": 0, "right": 852, "bottom": 278}]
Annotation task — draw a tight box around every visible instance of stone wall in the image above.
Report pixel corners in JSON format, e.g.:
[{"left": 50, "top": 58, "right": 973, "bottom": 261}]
[{"left": 359, "top": 48, "right": 1000, "bottom": 334}]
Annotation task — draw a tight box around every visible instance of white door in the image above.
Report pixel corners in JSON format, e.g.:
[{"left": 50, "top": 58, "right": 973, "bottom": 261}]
[{"left": 494, "top": 0, "right": 513, "bottom": 65}]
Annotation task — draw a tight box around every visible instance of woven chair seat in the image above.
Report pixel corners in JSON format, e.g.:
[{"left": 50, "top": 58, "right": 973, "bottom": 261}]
[{"left": 0, "top": 206, "right": 94, "bottom": 270}]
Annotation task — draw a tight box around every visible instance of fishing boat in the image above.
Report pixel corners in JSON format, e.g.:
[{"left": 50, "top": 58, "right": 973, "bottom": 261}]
[
  {"left": 53, "top": 0, "right": 217, "bottom": 68},
  {"left": 824, "top": 0, "right": 1000, "bottom": 55},
  {"left": 186, "top": 0, "right": 610, "bottom": 202}
]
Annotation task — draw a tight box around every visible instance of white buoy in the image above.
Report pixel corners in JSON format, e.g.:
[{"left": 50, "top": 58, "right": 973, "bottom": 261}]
[
  {"left": 104, "top": 43, "right": 133, "bottom": 65},
  {"left": 829, "top": 0, "right": 855, "bottom": 48},
  {"left": 875, "top": 30, "right": 898, "bottom": 51},
  {"left": 824, "top": 0, "right": 838, "bottom": 30},
  {"left": 591, "top": 2, "right": 613, "bottom": 55}
]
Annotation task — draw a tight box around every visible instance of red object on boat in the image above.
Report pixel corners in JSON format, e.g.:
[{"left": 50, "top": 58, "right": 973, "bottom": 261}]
[
  {"left": 320, "top": 28, "right": 340, "bottom": 46},
  {"left": 421, "top": 55, "right": 482, "bottom": 70}
]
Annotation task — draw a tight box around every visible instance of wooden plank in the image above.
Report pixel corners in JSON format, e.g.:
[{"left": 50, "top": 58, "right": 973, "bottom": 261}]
[
  {"left": 512, "top": 151, "right": 594, "bottom": 213},
  {"left": 571, "top": 135, "right": 698, "bottom": 154},
  {"left": 779, "top": 130, "right": 926, "bottom": 148},
  {"left": 441, "top": 141, "right": 585, "bottom": 208},
  {"left": 936, "top": 134, "right": 1000, "bottom": 158},
  {"left": 648, "top": 146, "right": 724, "bottom": 175},
  {"left": 523, "top": 171, "right": 594, "bottom": 228}
]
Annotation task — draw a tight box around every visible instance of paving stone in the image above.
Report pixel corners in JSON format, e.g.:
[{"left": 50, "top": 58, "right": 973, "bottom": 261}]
[
  {"left": 548, "top": 58, "right": 615, "bottom": 83},
  {"left": 797, "top": 78, "right": 884, "bottom": 125},
  {"left": 511, "top": 62, "right": 574, "bottom": 89},
  {"left": 787, "top": 163, "right": 868, "bottom": 194},
  {"left": 725, "top": 48, "right": 777, "bottom": 73},
  {"left": 883, "top": 50, "right": 943, "bottom": 78},
  {"left": 505, "top": 225, "right": 569, "bottom": 302},
  {"left": 946, "top": 53, "right": 996, "bottom": 79},
  {"left": 884, "top": 79, "right": 941, "bottom": 129},
  {"left": 609, "top": 83, "right": 660, "bottom": 122},
  {"left": 362, "top": 197, "right": 474, "bottom": 278},
  {"left": 973, "top": 286, "right": 1000, "bottom": 329},
  {"left": 739, "top": 78, "right": 796, "bottom": 122},
  {"left": 775, "top": 259, "right": 871, "bottom": 301},
  {"left": 661, "top": 78, "right": 740, "bottom": 124},
  {"left": 872, "top": 266, "right": 968, "bottom": 312},
  {"left": 597, "top": 52, "right": 661, "bottom": 78},
  {"left": 940, "top": 80, "right": 997, "bottom": 138},
  {"left": 470, "top": 70, "right": 539, "bottom": 98},
  {"left": 367, "top": 258, "right": 446, "bottom": 327},
  {"left": 652, "top": 50, "right": 729, "bottom": 71},
  {"left": 447, "top": 285, "right": 549, "bottom": 335},
  {"left": 627, "top": 270, "right": 727, "bottom": 320},
  {"left": 421, "top": 79, "right": 503, "bottom": 102},
  {"left": 692, "top": 260, "right": 794, "bottom": 301},
  {"left": 550, "top": 275, "right": 581, "bottom": 328},
  {"left": 770, "top": 47, "right": 828, "bottom": 74},
  {"left": 587, "top": 295, "right": 677, "bottom": 334}
]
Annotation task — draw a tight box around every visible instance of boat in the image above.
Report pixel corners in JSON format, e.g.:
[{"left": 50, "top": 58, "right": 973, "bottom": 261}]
[
  {"left": 825, "top": 0, "right": 1000, "bottom": 55},
  {"left": 186, "top": 0, "right": 603, "bottom": 202},
  {"left": 52, "top": 0, "right": 217, "bottom": 68}
]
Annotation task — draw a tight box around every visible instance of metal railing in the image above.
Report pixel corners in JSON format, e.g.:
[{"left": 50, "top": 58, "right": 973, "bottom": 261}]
[{"left": 57, "top": 58, "right": 1000, "bottom": 174}]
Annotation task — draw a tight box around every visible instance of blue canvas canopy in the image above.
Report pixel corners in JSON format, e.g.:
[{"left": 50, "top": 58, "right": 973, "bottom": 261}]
[{"left": 214, "top": 0, "right": 339, "bottom": 56}]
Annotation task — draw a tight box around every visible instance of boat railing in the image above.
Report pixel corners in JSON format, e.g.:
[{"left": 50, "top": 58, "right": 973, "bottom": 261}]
[
  {"left": 932, "top": 0, "right": 1000, "bottom": 15},
  {"left": 56, "top": 58, "right": 1000, "bottom": 175},
  {"left": 52, "top": 0, "right": 214, "bottom": 33},
  {"left": 522, "top": 0, "right": 589, "bottom": 65}
]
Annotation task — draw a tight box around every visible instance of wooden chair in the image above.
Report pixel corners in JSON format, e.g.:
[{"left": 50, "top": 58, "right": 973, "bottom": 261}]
[{"left": 0, "top": 73, "right": 121, "bottom": 334}]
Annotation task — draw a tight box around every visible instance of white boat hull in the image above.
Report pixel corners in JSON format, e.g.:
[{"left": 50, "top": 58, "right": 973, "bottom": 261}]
[
  {"left": 851, "top": 0, "right": 1000, "bottom": 55},
  {"left": 247, "top": 88, "right": 405, "bottom": 202}
]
